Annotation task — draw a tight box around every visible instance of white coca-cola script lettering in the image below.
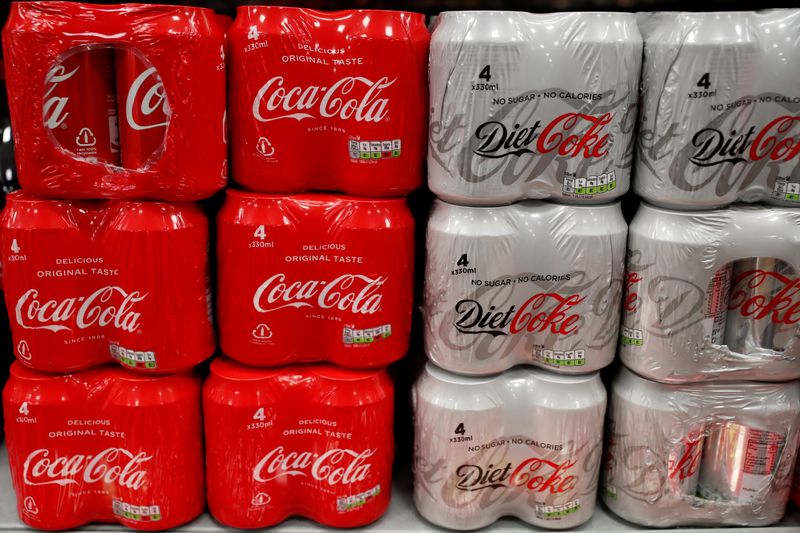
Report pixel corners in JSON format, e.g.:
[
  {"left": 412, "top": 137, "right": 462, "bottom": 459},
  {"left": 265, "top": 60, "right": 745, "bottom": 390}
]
[
  {"left": 23, "top": 448, "right": 152, "bottom": 489},
  {"left": 252, "top": 76, "right": 395, "bottom": 123},
  {"left": 253, "top": 274, "right": 385, "bottom": 315},
  {"left": 43, "top": 64, "right": 79, "bottom": 130},
  {"left": 125, "top": 67, "right": 170, "bottom": 130},
  {"left": 15, "top": 286, "right": 147, "bottom": 333},
  {"left": 253, "top": 446, "right": 375, "bottom": 486}
]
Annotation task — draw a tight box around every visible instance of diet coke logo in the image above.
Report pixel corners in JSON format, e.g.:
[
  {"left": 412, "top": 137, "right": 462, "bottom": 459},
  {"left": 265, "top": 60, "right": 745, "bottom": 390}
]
[
  {"left": 455, "top": 458, "right": 577, "bottom": 494},
  {"left": 453, "top": 292, "right": 584, "bottom": 337},
  {"left": 429, "top": 87, "right": 634, "bottom": 186},
  {"left": 639, "top": 93, "right": 800, "bottom": 198},
  {"left": 253, "top": 446, "right": 375, "bottom": 486},
  {"left": 43, "top": 63, "right": 79, "bottom": 130},
  {"left": 252, "top": 76, "right": 396, "bottom": 123},
  {"left": 253, "top": 274, "right": 385, "bottom": 315},
  {"left": 23, "top": 448, "right": 151, "bottom": 490},
  {"left": 15, "top": 286, "right": 147, "bottom": 333},
  {"left": 728, "top": 269, "right": 800, "bottom": 324},
  {"left": 689, "top": 116, "right": 800, "bottom": 167},
  {"left": 472, "top": 113, "right": 612, "bottom": 160},
  {"left": 125, "top": 67, "right": 169, "bottom": 131}
]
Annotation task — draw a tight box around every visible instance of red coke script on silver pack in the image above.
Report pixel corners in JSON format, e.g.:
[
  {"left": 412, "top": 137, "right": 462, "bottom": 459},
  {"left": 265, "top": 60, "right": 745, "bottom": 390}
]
[
  {"left": 217, "top": 191, "right": 414, "bottom": 368},
  {"left": 1, "top": 192, "right": 214, "bottom": 374},
  {"left": 3, "top": 363, "right": 205, "bottom": 531},
  {"left": 2, "top": 2, "right": 226, "bottom": 199},
  {"left": 229, "top": 7, "right": 429, "bottom": 196},
  {"left": 204, "top": 357, "right": 394, "bottom": 528}
]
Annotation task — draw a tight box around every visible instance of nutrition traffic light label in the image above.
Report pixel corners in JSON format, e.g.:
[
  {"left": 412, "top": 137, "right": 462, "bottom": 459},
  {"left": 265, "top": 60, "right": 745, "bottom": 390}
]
[
  {"left": 343, "top": 325, "right": 392, "bottom": 345},
  {"left": 772, "top": 178, "right": 800, "bottom": 202},
  {"left": 110, "top": 343, "right": 157, "bottom": 369},
  {"left": 562, "top": 171, "right": 617, "bottom": 197},
  {"left": 349, "top": 139, "right": 401, "bottom": 160},
  {"left": 113, "top": 499, "right": 162, "bottom": 522}
]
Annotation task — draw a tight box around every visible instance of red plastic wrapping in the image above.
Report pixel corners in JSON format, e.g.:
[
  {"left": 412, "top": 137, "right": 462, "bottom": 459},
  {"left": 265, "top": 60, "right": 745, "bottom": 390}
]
[
  {"left": 229, "top": 7, "right": 429, "bottom": 196},
  {"left": 204, "top": 357, "right": 394, "bottom": 528},
  {"left": 217, "top": 191, "right": 414, "bottom": 367},
  {"left": 3, "top": 362, "right": 205, "bottom": 531},
  {"left": 2, "top": 2, "right": 226, "bottom": 199},
  {"left": 0, "top": 192, "right": 214, "bottom": 374}
]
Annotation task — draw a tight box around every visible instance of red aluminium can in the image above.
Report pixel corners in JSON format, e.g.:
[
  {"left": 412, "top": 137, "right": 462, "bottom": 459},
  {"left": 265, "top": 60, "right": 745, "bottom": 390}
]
[
  {"left": 204, "top": 357, "right": 394, "bottom": 528},
  {"left": 45, "top": 48, "right": 120, "bottom": 166},
  {"left": 217, "top": 191, "right": 414, "bottom": 368},
  {"left": 115, "top": 49, "right": 170, "bottom": 170},
  {"left": 3, "top": 363, "right": 205, "bottom": 531},
  {"left": 0, "top": 192, "right": 214, "bottom": 374},
  {"left": 228, "top": 7, "right": 429, "bottom": 196}
]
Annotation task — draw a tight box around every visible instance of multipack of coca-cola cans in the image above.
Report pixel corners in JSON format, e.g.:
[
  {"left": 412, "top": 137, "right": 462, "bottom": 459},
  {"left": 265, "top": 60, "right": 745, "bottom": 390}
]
[{"left": 0, "top": 2, "right": 429, "bottom": 530}]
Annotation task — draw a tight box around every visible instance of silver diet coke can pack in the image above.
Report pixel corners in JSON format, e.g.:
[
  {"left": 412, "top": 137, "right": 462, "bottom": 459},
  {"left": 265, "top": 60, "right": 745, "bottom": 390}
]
[
  {"left": 603, "top": 367, "right": 800, "bottom": 527},
  {"left": 413, "top": 362, "right": 606, "bottom": 530},
  {"left": 424, "top": 200, "right": 626, "bottom": 376},
  {"left": 621, "top": 203, "right": 800, "bottom": 382},
  {"left": 636, "top": 10, "right": 800, "bottom": 209},
  {"left": 428, "top": 11, "right": 642, "bottom": 205}
]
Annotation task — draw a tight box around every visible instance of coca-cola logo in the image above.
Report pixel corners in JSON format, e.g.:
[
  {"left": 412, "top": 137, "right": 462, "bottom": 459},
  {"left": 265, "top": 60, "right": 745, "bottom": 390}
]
[
  {"left": 43, "top": 63, "right": 79, "bottom": 129},
  {"left": 689, "top": 116, "right": 800, "bottom": 167},
  {"left": 253, "top": 446, "right": 375, "bottom": 486},
  {"left": 253, "top": 273, "right": 385, "bottom": 315},
  {"left": 728, "top": 269, "right": 800, "bottom": 324},
  {"left": 472, "top": 113, "right": 612, "bottom": 159},
  {"left": 453, "top": 293, "right": 585, "bottom": 337},
  {"left": 125, "top": 66, "right": 169, "bottom": 131},
  {"left": 667, "top": 437, "right": 702, "bottom": 482},
  {"left": 23, "top": 448, "right": 151, "bottom": 489},
  {"left": 455, "top": 458, "right": 577, "bottom": 494},
  {"left": 624, "top": 271, "right": 643, "bottom": 313},
  {"left": 252, "top": 76, "right": 395, "bottom": 123},
  {"left": 15, "top": 286, "right": 147, "bottom": 333}
]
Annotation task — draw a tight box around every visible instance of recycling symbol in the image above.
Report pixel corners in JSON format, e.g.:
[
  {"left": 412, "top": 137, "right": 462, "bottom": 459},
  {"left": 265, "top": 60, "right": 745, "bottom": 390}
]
[
  {"left": 76, "top": 127, "right": 97, "bottom": 147},
  {"left": 256, "top": 136, "right": 275, "bottom": 157},
  {"left": 253, "top": 324, "right": 272, "bottom": 340}
]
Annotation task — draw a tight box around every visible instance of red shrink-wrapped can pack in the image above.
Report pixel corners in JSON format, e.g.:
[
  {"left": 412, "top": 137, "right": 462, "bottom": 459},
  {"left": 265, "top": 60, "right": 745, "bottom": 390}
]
[
  {"left": 217, "top": 191, "right": 414, "bottom": 368},
  {"left": 0, "top": 192, "right": 214, "bottom": 374},
  {"left": 2, "top": 2, "right": 226, "bottom": 200},
  {"left": 3, "top": 363, "right": 205, "bottom": 531},
  {"left": 229, "top": 7, "right": 429, "bottom": 196},
  {"left": 204, "top": 357, "right": 394, "bottom": 528}
]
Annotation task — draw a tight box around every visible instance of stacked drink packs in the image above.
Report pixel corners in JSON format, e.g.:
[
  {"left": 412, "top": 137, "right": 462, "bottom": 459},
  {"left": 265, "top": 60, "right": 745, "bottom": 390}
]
[
  {"left": 0, "top": 3, "right": 430, "bottom": 531},
  {"left": 414, "top": 11, "right": 641, "bottom": 530},
  {"left": 603, "top": 9, "right": 800, "bottom": 528},
  {"left": 1, "top": 2, "right": 224, "bottom": 529},
  {"left": 207, "top": 7, "right": 427, "bottom": 528}
]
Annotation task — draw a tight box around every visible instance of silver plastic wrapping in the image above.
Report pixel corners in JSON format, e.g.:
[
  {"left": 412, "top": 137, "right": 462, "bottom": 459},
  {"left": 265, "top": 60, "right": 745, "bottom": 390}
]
[
  {"left": 635, "top": 10, "right": 800, "bottom": 209},
  {"left": 603, "top": 367, "right": 800, "bottom": 527},
  {"left": 413, "top": 362, "right": 606, "bottom": 530},
  {"left": 621, "top": 203, "right": 800, "bottom": 382},
  {"left": 428, "top": 11, "right": 642, "bottom": 205},
  {"left": 424, "top": 200, "right": 626, "bottom": 376}
]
